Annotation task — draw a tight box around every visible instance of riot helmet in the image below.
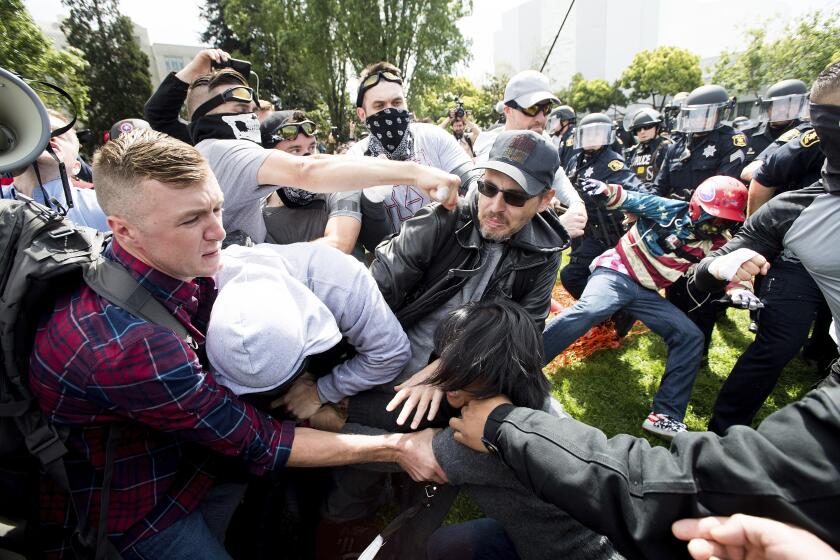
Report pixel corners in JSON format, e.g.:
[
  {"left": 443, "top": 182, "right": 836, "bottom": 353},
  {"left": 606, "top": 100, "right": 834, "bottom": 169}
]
[
  {"left": 676, "top": 85, "right": 734, "bottom": 133},
  {"left": 574, "top": 113, "right": 615, "bottom": 150},
  {"left": 758, "top": 79, "right": 809, "bottom": 124},
  {"left": 551, "top": 105, "right": 576, "bottom": 122},
  {"left": 630, "top": 108, "right": 662, "bottom": 133}
]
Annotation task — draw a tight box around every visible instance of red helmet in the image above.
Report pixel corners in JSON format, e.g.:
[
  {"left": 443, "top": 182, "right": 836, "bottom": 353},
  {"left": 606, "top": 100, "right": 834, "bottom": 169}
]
[{"left": 689, "top": 176, "right": 748, "bottom": 222}]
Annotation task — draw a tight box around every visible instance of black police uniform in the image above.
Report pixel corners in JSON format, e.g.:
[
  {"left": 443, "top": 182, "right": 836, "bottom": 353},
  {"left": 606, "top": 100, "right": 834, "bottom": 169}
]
[
  {"left": 708, "top": 126, "right": 835, "bottom": 435},
  {"left": 649, "top": 125, "right": 749, "bottom": 200},
  {"left": 742, "top": 119, "right": 803, "bottom": 165},
  {"left": 651, "top": 125, "right": 749, "bottom": 354},
  {"left": 625, "top": 136, "right": 671, "bottom": 182},
  {"left": 560, "top": 148, "right": 644, "bottom": 299},
  {"left": 558, "top": 126, "right": 577, "bottom": 170}
]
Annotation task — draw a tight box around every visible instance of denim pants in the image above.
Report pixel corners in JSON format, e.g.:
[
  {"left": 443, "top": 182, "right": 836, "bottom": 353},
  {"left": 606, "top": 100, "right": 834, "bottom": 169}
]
[
  {"left": 127, "top": 483, "right": 246, "bottom": 560},
  {"left": 543, "top": 267, "right": 704, "bottom": 419}
]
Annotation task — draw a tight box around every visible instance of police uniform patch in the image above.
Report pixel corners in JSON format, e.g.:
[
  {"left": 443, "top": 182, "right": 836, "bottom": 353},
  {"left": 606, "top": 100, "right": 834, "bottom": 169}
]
[
  {"left": 778, "top": 128, "right": 801, "bottom": 143},
  {"left": 800, "top": 129, "right": 819, "bottom": 148},
  {"left": 732, "top": 133, "right": 747, "bottom": 147},
  {"left": 565, "top": 138, "right": 574, "bottom": 147},
  {"left": 607, "top": 159, "right": 623, "bottom": 172}
]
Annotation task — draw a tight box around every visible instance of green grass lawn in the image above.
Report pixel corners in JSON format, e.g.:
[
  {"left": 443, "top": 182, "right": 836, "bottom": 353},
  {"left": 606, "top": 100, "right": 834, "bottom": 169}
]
[{"left": 446, "top": 296, "right": 822, "bottom": 523}]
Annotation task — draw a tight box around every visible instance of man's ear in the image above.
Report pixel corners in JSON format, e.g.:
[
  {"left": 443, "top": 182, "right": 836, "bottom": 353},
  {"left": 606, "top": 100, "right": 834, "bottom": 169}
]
[
  {"left": 537, "top": 189, "right": 556, "bottom": 212},
  {"left": 108, "top": 215, "right": 141, "bottom": 248},
  {"left": 69, "top": 159, "right": 82, "bottom": 179},
  {"left": 356, "top": 107, "right": 366, "bottom": 122}
]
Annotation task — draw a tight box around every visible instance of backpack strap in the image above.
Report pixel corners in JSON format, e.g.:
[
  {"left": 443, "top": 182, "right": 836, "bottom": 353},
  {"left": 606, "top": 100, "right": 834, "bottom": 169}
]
[{"left": 83, "top": 258, "right": 190, "bottom": 342}]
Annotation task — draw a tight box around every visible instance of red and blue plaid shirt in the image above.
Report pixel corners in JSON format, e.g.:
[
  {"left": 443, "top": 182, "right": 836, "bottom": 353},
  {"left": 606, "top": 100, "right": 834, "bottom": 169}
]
[{"left": 29, "top": 239, "right": 295, "bottom": 557}]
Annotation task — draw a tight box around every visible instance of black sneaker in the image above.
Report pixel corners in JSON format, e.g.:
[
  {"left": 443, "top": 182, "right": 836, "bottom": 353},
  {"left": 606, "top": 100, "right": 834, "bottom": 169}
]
[{"left": 642, "top": 412, "right": 687, "bottom": 441}]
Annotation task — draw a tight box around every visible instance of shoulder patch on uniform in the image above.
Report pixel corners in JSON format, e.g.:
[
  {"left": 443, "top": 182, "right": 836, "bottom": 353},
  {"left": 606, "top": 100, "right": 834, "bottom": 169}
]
[
  {"left": 607, "top": 159, "right": 624, "bottom": 172},
  {"left": 800, "top": 129, "right": 820, "bottom": 148},
  {"left": 778, "top": 128, "right": 801, "bottom": 143},
  {"left": 565, "top": 137, "right": 574, "bottom": 146},
  {"left": 732, "top": 133, "right": 747, "bottom": 147}
]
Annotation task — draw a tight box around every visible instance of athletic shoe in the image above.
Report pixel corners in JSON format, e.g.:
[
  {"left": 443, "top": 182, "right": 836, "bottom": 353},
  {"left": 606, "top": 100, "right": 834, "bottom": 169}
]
[{"left": 642, "top": 412, "right": 687, "bottom": 441}]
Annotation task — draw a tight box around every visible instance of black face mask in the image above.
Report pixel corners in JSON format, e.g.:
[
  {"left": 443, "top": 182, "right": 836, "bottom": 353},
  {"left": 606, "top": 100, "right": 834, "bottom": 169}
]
[
  {"left": 366, "top": 108, "right": 412, "bottom": 155},
  {"left": 278, "top": 187, "right": 318, "bottom": 208},
  {"left": 189, "top": 112, "right": 262, "bottom": 145},
  {"left": 810, "top": 102, "right": 840, "bottom": 195}
]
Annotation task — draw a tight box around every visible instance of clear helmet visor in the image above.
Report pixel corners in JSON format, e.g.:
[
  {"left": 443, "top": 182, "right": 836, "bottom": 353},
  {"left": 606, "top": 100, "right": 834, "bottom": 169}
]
[
  {"left": 676, "top": 103, "right": 727, "bottom": 133},
  {"left": 574, "top": 122, "right": 615, "bottom": 150},
  {"left": 759, "top": 93, "right": 809, "bottom": 124}
]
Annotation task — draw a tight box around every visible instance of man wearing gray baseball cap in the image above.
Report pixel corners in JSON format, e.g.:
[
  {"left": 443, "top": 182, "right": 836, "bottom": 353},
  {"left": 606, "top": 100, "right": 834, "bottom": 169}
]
[
  {"left": 474, "top": 70, "right": 587, "bottom": 238},
  {"left": 321, "top": 129, "right": 583, "bottom": 557}
]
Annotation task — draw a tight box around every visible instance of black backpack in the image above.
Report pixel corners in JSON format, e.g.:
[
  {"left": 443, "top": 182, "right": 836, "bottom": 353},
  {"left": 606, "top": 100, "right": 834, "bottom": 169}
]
[{"left": 0, "top": 196, "right": 189, "bottom": 559}]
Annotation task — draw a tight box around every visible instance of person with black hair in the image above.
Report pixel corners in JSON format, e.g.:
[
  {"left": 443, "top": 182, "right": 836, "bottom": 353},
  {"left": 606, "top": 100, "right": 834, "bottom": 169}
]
[{"left": 423, "top": 299, "right": 619, "bottom": 560}]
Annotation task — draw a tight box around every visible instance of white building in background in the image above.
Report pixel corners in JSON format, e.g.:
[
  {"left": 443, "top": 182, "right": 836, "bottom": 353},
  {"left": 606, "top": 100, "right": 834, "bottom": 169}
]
[
  {"left": 493, "top": 0, "right": 660, "bottom": 90},
  {"left": 38, "top": 19, "right": 203, "bottom": 89}
]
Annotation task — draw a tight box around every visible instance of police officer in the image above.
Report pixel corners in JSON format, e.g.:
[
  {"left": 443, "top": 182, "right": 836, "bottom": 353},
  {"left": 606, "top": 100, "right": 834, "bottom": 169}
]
[
  {"left": 552, "top": 105, "right": 577, "bottom": 170},
  {"left": 560, "top": 113, "right": 644, "bottom": 299},
  {"left": 661, "top": 91, "right": 689, "bottom": 137},
  {"left": 741, "top": 79, "right": 810, "bottom": 181},
  {"left": 708, "top": 121, "right": 835, "bottom": 435},
  {"left": 650, "top": 84, "right": 749, "bottom": 200},
  {"left": 624, "top": 108, "right": 671, "bottom": 182},
  {"left": 652, "top": 85, "right": 749, "bottom": 357}
]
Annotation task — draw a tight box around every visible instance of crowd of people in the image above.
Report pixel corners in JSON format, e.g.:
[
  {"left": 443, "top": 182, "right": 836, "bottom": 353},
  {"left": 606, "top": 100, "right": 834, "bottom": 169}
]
[{"left": 1, "top": 44, "right": 839, "bottom": 560}]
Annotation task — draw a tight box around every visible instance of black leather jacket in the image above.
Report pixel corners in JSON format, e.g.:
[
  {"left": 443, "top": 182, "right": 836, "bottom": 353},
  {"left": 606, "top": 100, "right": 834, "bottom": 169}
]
[{"left": 370, "top": 191, "right": 569, "bottom": 330}]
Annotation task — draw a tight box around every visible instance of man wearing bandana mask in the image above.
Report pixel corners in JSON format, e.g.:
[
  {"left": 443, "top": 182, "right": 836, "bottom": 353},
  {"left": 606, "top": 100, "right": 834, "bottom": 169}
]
[
  {"left": 182, "top": 67, "right": 459, "bottom": 244},
  {"left": 694, "top": 59, "right": 840, "bottom": 393},
  {"left": 543, "top": 175, "right": 749, "bottom": 440},
  {"left": 348, "top": 62, "right": 481, "bottom": 251},
  {"left": 260, "top": 110, "right": 363, "bottom": 254}
]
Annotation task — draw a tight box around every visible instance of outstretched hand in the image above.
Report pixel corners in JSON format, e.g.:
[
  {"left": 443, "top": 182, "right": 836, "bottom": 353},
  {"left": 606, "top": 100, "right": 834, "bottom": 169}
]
[
  {"left": 449, "top": 395, "right": 512, "bottom": 453},
  {"left": 386, "top": 360, "right": 443, "bottom": 430},
  {"left": 672, "top": 514, "right": 840, "bottom": 560}
]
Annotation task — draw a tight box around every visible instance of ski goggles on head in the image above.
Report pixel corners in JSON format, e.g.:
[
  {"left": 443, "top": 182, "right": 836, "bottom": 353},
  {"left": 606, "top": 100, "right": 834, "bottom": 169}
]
[
  {"left": 192, "top": 86, "right": 258, "bottom": 120},
  {"left": 268, "top": 120, "right": 318, "bottom": 144},
  {"left": 508, "top": 100, "right": 553, "bottom": 117},
  {"left": 355, "top": 71, "right": 403, "bottom": 107}
]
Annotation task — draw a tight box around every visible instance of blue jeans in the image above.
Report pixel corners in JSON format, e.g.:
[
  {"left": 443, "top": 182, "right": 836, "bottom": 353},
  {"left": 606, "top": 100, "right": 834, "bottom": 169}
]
[
  {"left": 543, "top": 267, "right": 703, "bottom": 420},
  {"left": 127, "top": 483, "right": 246, "bottom": 560},
  {"left": 427, "top": 518, "right": 520, "bottom": 560}
]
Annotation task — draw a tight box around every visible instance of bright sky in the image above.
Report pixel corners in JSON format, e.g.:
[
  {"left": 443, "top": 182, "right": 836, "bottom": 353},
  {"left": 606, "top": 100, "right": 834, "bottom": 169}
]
[{"left": 24, "top": 0, "right": 840, "bottom": 85}]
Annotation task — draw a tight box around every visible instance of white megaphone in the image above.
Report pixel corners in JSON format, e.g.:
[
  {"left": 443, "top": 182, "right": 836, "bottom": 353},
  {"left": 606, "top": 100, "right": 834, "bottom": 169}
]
[{"left": 0, "top": 67, "right": 51, "bottom": 174}]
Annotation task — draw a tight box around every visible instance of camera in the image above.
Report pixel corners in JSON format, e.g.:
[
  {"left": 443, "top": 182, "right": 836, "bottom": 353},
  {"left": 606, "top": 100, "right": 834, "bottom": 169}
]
[
  {"left": 453, "top": 96, "right": 465, "bottom": 119},
  {"left": 210, "top": 57, "right": 252, "bottom": 79}
]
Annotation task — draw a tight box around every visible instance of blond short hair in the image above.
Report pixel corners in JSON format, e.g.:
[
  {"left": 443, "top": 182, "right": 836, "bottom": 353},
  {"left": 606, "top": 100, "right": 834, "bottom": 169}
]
[{"left": 93, "top": 128, "right": 209, "bottom": 217}]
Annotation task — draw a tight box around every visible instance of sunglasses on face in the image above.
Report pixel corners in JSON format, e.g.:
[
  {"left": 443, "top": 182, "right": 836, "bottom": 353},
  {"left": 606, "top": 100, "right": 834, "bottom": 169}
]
[
  {"left": 633, "top": 124, "right": 657, "bottom": 133},
  {"left": 477, "top": 179, "right": 538, "bottom": 207},
  {"left": 355, "top": 70, "right": 404, "bottom": 107},
  {"left": 269, "top": 120, "right": 318, "bottom": 144},
  {"left": 220, "top": 86, "right": 257, "bottom": 104},
  {"left": 511, "top": 101, "right": 553, "bottom": 117}
]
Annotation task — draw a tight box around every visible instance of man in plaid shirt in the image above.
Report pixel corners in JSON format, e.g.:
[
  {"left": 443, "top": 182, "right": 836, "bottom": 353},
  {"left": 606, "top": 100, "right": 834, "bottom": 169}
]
[{"left": 28, "top": 129, "right": 444, "bottom": 559}]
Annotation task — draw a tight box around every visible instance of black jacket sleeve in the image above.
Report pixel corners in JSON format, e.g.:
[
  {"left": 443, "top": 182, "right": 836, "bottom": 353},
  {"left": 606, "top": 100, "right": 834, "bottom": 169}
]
[
  {"left": 512, "top": 251, "right": 560, "bottom": 331},
  {"left": 144, "top": 72, "right": 193, "bottom": 144},
  {"left": 485, "top": 384, "right": 840, "bottom": 559},
  {"left": 690, "top": 185, "right": 821, "bottom": 293}
]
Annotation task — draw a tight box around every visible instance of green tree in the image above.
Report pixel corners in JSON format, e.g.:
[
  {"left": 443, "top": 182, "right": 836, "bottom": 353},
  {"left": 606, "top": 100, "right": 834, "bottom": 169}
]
[
  {"left": 473, "top": 72, "right": 508, "bottom": 127},
  {"left": 619, "top": 46, "right": 702, "bottom": 110},
  {"left": 200, "top": 0, "right": 246, "bottom": 55},
  {"left": 203, "top": 0, "right": 472, "bottom": 140},
  {"left": 557, "top": 73, "right": 626, "bottom": 114},
  {"left": 0, "top": 0, "right": 89, "bottom": 118},
  {"left": 412, "top": 75, "right": 481, "bottom": 122},
  {"left": 61, "top": 0, "right": 152, "bottom": 144},
  {"left": 711, "top": 28, "right": 767, "bottom": 97},
  {"left": 712, "top": 10, "right": 840, "bottom": 96}
]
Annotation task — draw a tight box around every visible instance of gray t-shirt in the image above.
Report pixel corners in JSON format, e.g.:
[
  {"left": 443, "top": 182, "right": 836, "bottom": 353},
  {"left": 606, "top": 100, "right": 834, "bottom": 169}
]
[
  {"left": 196, "top": 138, "right": 274, "bottom": 243},
  {"left": 263, "top": 191, "right": 362, "bottom": 245},
  {"left": 399, "top": 242, "right": 504, "bottom": 382}
]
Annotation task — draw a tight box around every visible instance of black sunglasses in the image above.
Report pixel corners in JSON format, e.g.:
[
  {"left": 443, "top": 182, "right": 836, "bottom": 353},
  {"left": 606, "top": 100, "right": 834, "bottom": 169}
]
[
  {"left": 477, "top": 179, "right": 538, "bottom": 207},
  {"left": 509, "top": 101, "right": 553, "bottom": 117},
  {"left": 269, "top": 120, "right": 318, "bottom": 144},
  {"left": 355, "top": 70, "right": 403, "bottom": 107},
  {"left": 633, "top": 124, "right": 657, "bottom": 133}
]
